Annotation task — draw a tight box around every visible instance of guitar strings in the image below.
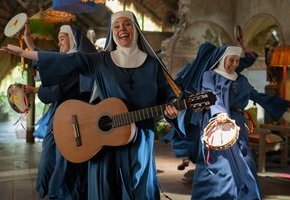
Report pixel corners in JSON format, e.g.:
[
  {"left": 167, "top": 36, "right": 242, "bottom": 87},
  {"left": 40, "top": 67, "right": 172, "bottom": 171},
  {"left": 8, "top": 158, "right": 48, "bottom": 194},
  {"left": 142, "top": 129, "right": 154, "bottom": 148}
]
[
  {"left": 71, "top": 117, "right": 131, "bottom": 127},
  {"left": 55, "top": 125, "right": 131, "bottom": 146}
]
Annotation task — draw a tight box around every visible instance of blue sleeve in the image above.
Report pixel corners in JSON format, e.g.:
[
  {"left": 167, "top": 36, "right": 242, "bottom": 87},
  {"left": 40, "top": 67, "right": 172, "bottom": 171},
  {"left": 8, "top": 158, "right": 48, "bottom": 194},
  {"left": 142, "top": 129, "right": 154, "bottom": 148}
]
[
  {"left": 37, "top": 51, "right": 100, "bottom": 87},
  {"left": 32, "top": 47, "right": 52, "bottom": 69},
  {"left": 38, "top": 85, "right": 62, "bottom": 104},
  {"left": 236, "top": 52, "right": 258, "bottom": 73},
  {"left": 250, "top": 89, "right": 290, "bottom": 120},
  {"left": 165, "top": 110, "right": 186, "bottom": 138},
  {"left": 38, "top": 73, "right": 80, "bottom": 104}
]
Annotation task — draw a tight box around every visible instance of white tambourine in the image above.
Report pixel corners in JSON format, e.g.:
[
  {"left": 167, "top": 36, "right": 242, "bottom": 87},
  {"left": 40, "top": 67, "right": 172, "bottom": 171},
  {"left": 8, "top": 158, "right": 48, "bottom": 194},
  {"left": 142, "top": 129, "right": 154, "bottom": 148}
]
[
  {"left": 4, "top": 13, "right": 28, "bottom": 38},
  {"left": 203, "top": 116, "right": 240, "bottom": 150},
  {"left": 7, "top": 83, "right": 31, "bottom": 114}
]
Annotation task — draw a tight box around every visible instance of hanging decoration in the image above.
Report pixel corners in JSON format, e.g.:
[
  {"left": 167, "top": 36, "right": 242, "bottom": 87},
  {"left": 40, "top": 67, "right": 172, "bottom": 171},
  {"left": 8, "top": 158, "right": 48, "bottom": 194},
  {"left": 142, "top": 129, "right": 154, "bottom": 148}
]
[
  {"left": 52, "top": 0, "right": 105, "bottom": 14},
  {"left": 81, "top": 0, "right": 106, "bottom": 4},
  {"left": 42, "top": 9, "right": 76, "bottom": 24}
]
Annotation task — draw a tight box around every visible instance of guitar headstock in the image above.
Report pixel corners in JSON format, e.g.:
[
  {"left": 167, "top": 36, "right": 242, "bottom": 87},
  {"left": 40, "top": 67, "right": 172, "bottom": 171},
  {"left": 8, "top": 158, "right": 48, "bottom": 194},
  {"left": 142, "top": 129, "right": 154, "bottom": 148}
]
[{"left": 185, "top": 91, "right": 216, "bottom": 111}]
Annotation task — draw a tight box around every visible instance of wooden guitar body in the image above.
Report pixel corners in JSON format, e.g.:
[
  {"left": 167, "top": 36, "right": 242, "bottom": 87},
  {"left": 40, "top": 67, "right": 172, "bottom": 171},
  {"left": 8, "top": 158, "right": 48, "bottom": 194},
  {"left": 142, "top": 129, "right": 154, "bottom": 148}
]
[{"left": 53, "top": 98, "right": 135, "bottom": 163}]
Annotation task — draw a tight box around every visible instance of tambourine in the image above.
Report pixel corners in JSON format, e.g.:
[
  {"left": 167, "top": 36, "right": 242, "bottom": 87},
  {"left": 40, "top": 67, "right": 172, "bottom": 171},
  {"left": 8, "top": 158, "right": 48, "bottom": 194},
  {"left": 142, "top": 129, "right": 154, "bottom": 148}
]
[
  {"left": 203, "top": 116, "right": 240, "bottom": 150},
  {"left": 234, "top": 25, "right": 243, "bottom": 45},
  {"left": 4, "top": 13, "right": 28, "bottom": 38},
  {"left": 7, "top": 83, "right": 31, "bottom": 113}
]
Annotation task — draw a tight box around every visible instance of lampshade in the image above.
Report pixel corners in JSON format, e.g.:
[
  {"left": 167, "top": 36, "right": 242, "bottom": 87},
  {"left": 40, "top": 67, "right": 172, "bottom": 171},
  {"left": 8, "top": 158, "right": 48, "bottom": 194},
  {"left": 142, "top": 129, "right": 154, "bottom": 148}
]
[
  {"left": 270, "top": 45, "right": 290, "bottom": 98},
  {"left": 52, "top": 0, "right": 104, "bottom": 13},
  {"left": 270, "top": 45, "right": 290, "bottom": 67}
]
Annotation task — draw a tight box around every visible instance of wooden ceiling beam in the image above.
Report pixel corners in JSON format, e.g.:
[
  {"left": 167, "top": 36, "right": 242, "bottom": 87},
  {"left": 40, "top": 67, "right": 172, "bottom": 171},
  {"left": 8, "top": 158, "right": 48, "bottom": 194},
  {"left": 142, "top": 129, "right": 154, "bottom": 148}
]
[
  {"left": 76, "top": 14, "right": 97, "bottom": 29},
  {"left": 128, "top": 0, "right": 162, "bottom": 22},
  {"left": 159, "top": 0, "right": 178, "bottom": 11}
]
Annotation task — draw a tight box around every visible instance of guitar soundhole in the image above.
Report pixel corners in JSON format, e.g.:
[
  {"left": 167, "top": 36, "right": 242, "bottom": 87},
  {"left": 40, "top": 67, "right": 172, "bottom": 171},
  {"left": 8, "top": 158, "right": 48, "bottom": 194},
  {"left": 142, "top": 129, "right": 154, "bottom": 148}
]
[{"left": 98, "top": 115, "right": 113, "bottom": 132}]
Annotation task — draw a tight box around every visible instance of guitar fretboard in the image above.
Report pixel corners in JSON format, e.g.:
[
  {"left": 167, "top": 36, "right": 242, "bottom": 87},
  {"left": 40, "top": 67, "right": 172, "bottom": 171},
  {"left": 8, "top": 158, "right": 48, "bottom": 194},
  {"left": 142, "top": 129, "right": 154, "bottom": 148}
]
[{"left": 112, "top": 100, "right": 186, "bottom": 128}]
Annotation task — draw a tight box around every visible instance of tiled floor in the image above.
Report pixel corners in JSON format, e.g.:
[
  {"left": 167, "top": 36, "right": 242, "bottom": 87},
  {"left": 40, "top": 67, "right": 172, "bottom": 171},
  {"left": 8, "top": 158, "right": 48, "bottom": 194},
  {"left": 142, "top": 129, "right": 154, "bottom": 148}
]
[{"left": 0, "top": 121, "right": 290, "bottom": 200}]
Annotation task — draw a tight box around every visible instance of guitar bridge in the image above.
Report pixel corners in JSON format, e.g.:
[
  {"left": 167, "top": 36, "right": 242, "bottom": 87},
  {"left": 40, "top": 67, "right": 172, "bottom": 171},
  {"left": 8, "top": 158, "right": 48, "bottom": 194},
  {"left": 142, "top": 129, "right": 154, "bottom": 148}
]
[{"left": 71, "top": 115, "right": 82, "bottom": 147}]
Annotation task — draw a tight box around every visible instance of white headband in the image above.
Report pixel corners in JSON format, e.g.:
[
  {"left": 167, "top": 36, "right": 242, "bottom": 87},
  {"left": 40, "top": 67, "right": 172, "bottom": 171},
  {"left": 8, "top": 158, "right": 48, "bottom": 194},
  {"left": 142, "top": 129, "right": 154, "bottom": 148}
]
[
  {"left": 111, "top": 11, "right": 134, "bottom": 25},
  {"left": 210, "top": 46, "right": 242, "bottom": 69},
  {"left": 224, "top": 46, "right": 242, "bottom": 57}
]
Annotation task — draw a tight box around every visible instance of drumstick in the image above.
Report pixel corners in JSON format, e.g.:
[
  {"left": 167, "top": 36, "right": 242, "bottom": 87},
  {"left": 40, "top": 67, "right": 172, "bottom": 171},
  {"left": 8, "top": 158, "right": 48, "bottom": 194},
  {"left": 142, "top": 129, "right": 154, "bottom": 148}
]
[{"left": 19, "top": 38, "right": 26, "bottom": 71}]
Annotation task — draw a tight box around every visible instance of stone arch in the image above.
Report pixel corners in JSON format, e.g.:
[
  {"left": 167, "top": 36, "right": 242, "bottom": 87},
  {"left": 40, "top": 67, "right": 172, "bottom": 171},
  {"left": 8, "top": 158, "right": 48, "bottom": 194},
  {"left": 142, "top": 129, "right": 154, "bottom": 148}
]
[
  {"left": 241, "top": 13, "right": 282, "bottom": 78},
  {"left": 162, "top": 20, "right": 232, "bottom": 75},
  {"left": 241, "top": 13, "right": 282, "bottom": 55}
]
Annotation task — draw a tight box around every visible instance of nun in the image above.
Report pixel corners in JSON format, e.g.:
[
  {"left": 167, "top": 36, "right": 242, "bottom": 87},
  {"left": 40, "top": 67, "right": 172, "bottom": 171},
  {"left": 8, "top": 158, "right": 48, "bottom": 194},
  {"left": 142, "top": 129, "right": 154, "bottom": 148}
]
[
  {"left": 22, "top": 24, "right": 97, "bottom": 199},
  {"left": 176, "top": 43, "right": 289, "bottom": 200},
  {"left": 165, "top": 42, "right": 259, "bottom": 168},
  {"left": 2, "top": 11, "right": 185, "bottom": 199}
]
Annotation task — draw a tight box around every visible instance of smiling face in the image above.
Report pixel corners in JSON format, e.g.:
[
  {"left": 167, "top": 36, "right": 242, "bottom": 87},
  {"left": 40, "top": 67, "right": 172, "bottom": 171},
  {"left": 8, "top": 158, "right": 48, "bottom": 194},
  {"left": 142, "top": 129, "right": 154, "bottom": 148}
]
[
  {"left": 58, "top": 32, "right": 70, "bottom": 53},
  {"left": 223, "top": 55, "right": 240, "bottom": 74},
  {"left": 112, "top": 17, "right": 134, "bottom": 47}
]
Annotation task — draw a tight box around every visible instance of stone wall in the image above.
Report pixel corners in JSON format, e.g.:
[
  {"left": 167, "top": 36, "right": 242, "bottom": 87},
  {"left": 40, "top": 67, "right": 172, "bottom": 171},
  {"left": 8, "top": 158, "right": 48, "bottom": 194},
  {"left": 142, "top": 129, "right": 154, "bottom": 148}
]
[
  {"left": 162, "top": 0, "right": 290, "bottom": 101},
  {"left": 159, "top": 0, "right": 290, "bottom": 125}
]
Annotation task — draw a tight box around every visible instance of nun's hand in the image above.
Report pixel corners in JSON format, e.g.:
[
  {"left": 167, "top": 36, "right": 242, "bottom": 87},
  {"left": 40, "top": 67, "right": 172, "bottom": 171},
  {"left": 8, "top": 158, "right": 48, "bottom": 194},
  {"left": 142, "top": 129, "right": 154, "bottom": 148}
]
[
  {"left": 22, "top": 85, "right": 38, "bottom": 94},
  {"left": 215, "top": 113, "right": 229, "bottom": 124},
  {"left": 164, "top": 105, "right": 179, "bottom": 119},
  {"left": 0, "top": 44, "right": 23, "bottom": 57}
]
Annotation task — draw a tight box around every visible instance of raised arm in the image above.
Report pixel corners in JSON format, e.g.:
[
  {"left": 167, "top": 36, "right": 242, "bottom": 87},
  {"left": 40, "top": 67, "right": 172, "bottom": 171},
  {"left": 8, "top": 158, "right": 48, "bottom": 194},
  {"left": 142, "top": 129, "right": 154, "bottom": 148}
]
[
  {"left": 236, "top": 49, "right": 258, "bottom": 73},
  {"left": 250, "top": 88, "right": 290, "bottom": 120},
  {"left": 1, "top": 44, "right": 101, "bottom": 87},
  {"left": 1, "top": 44, "right": 38, "bottom": 60},
  {"left": 23, "top": 24, "right": 35, "bottom": 50}
]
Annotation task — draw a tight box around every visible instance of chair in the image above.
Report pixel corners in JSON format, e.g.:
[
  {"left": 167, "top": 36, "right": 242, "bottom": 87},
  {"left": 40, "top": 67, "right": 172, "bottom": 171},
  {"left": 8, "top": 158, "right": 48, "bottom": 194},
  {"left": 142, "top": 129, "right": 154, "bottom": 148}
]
[{"left": 245, "top": 107, "right": 288, "bottom": 173}]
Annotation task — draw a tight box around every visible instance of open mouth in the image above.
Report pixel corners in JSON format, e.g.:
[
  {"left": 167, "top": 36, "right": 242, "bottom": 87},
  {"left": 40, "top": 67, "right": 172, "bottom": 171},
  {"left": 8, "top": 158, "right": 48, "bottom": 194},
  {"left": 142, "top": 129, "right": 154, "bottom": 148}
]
[{"left": 119, "top": 33, "right": 129, "bottom": 39}]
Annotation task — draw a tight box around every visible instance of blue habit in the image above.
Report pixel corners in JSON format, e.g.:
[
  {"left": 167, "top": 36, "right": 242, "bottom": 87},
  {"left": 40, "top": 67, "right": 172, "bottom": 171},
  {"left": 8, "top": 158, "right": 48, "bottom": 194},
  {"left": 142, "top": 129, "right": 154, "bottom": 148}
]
[
  {"left": 33, "top": 25, "right": 96, "bottom": 200},
  {"left": 171, "top": 42, "right": 289, "bottom": 199},
  {"left": 192, "top": 70, "right": 289, "bottom": 200},
  {"left": 36, "top": 73, "right": 91, "bottom": 199},
  {"left": 192, "top": 44, "right": 289, "bottom": 200},
  {"left": 37, "top": 51, "right": 182, "bottom": 200},
  {"left": 167, "top": 42, "right": 259, "bottom": 163}
]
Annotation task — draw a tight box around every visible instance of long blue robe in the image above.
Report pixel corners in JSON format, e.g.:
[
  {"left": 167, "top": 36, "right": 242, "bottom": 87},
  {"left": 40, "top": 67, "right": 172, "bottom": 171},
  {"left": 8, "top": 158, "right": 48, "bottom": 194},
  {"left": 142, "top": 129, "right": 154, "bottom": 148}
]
[
  {"left": 37, "top": 51, "right": 182, "bottom": 200},
  {"left": 36, "top": 73, "right": 91, "bottom": 199},
  {"left": 167, "top": 43, "right": 259, "bottom": 163},
  {"left": 192, "top": 70, "right": 289, "bottom": 200}
]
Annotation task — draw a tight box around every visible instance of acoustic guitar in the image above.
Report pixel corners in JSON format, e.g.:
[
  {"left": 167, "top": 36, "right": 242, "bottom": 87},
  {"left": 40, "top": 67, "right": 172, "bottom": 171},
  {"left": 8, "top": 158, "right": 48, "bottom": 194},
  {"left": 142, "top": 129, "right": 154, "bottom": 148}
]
[{"left": 53, "top": 91, "right": 216, "bottom": 163}]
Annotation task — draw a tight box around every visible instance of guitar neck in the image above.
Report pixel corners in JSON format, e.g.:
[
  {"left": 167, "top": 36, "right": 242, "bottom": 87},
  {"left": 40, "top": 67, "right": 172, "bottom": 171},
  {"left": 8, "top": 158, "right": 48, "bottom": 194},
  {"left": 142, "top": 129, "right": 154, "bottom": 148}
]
[{"left": 112, "top": 100, "right": 186, "bottom": 128}]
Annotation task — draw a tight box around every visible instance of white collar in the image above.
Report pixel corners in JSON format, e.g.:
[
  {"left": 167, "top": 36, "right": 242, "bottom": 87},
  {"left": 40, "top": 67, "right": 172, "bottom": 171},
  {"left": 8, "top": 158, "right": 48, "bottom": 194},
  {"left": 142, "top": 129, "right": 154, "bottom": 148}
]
[
  {"left": 214, "top": 68, "right": 238, "bottom": 81},
  {"left": 110, "top": 47, "right": 147, "bottom": 68}
]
